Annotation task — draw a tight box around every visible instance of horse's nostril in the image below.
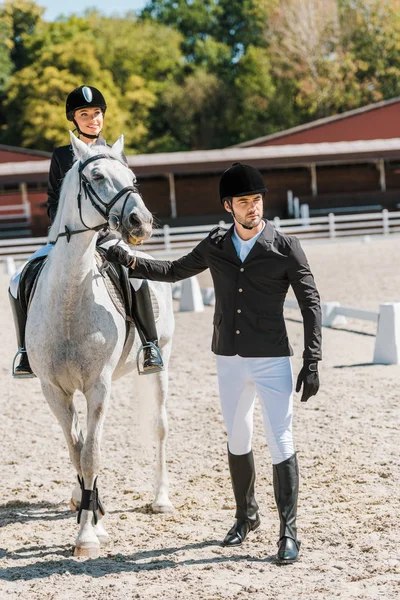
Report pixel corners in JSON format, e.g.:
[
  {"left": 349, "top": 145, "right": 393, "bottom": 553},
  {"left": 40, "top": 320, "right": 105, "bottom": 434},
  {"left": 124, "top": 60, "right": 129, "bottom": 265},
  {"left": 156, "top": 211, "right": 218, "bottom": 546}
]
[{"left": 128, "top": 213, "right": 140, "bottom": 227}]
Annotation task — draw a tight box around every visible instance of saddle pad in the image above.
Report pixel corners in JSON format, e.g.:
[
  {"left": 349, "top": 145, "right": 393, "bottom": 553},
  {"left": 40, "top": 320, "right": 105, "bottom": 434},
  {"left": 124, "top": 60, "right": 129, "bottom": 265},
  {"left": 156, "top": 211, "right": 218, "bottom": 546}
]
[{"left": 95, "top": 252, "right": 160, "bottom": 323}]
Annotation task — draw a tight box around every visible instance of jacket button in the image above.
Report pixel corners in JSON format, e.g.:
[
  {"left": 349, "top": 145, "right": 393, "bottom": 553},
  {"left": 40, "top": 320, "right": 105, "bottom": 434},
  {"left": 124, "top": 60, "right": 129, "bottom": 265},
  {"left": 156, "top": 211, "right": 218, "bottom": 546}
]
[
  {"left": 240, "top": 267, "right": 244, "bottom": 272},
  {"left": 238, "top": 288, "right": 243, "bottom": 292},
  {"left": 236, "top": 330, "right": 240, "bottom": 334},
  {"left": 237, "top": 309, "right": 241, "bottom": 313}
]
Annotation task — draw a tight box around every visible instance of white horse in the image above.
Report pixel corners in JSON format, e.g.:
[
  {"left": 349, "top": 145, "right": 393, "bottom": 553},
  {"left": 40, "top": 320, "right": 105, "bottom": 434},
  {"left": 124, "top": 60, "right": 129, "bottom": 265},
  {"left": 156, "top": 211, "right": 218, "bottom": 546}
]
[{"left": 25, "top": 133, "right": 174, "bottom": 557}]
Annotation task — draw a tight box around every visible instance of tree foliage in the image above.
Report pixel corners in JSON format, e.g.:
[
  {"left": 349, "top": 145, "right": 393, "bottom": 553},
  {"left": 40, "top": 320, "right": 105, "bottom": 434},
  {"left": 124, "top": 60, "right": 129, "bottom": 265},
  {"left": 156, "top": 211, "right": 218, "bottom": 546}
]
[{"left": 1, "top": 0, "right": 400, "bottom": 152}]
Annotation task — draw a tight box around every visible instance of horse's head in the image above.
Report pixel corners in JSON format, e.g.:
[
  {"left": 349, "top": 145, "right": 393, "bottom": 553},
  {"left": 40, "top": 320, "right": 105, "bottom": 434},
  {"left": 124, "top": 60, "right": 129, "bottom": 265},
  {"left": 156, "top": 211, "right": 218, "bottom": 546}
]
[{"left": 69, "top": 132, "right": 153, "bottom": 244}]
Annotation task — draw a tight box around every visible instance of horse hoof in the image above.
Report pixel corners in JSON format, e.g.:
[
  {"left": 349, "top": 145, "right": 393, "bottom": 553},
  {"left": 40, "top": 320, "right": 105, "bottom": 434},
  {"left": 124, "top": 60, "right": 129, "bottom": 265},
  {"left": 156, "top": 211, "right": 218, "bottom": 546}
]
[
  {"left": 151, "top": 501, "right": 175, "bottom": 514},
  {"left": 94, "top": 524, "right": 110, "bottom": 546},
  {"left": 74, "top": 545, "right": 100, "bottom": 558},
  {"left": 69, "top": 498, "right": 80, "bottom": 512}
]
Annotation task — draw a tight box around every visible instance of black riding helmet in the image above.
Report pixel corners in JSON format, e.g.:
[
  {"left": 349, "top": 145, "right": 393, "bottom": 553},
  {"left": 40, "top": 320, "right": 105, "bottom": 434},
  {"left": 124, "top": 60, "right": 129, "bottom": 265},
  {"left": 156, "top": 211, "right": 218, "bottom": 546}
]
[
  {"left": 66, "top": 85, "right": 107, "bottom": 139},
  {"left": 219, "top": 163, "right": 267, "bottom": 203}
]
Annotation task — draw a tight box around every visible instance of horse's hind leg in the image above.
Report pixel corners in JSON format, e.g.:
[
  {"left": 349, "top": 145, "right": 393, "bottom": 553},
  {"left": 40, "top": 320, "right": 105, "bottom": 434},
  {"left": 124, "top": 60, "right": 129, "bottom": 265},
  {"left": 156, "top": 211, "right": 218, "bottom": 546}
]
[
  {"left": 151, "top": 365, "right": 174, "bottom": 513},
  {"left": 74, "top": 379, "right": 110, "bottom": 557}
]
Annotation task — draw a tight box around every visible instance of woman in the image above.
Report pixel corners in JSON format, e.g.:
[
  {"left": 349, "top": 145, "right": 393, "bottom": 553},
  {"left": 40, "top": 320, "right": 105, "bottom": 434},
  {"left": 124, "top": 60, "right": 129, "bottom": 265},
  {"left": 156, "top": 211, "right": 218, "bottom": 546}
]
[{"left": 9, "top": 85, "right": 163, "bottom": 377}]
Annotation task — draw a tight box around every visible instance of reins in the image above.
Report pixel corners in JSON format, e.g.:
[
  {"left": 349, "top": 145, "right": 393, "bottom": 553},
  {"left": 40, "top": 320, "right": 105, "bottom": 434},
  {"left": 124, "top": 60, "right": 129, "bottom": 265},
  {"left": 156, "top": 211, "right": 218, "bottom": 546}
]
[{"left": 49, "top": 153, "right": 138, "bottom": 244}]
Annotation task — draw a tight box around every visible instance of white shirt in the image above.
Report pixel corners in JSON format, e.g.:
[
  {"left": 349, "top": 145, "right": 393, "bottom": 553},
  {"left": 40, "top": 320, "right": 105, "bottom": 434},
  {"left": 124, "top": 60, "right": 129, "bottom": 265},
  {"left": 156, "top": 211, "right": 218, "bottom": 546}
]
[{"left": 231, "top": 221, "right": 265, "bottom": 262}]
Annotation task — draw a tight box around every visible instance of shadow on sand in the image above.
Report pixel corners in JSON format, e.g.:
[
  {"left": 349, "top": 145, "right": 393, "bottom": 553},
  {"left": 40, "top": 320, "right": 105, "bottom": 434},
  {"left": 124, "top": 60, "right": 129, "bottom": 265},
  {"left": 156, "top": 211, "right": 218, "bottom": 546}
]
[{"left": 0, "top": 539, "right": 277, "bottom": 581}]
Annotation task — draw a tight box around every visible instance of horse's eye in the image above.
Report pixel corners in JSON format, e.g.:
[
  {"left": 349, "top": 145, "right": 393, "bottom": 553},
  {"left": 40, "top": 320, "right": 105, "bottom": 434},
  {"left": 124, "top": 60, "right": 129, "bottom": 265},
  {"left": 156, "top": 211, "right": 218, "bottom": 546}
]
[{"left": 92, "top": 172, "right": 104, "bottom": 181}]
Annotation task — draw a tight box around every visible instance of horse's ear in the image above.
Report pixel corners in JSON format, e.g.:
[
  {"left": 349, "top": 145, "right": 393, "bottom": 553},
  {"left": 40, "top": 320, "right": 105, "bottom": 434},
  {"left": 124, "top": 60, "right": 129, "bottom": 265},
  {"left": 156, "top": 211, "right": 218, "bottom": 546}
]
[
  {"left": 69, "top": 131, "right": 92, "bottom": 161},
  {"left": 112, "top": 135, "right": 125, "bottom": 161}
]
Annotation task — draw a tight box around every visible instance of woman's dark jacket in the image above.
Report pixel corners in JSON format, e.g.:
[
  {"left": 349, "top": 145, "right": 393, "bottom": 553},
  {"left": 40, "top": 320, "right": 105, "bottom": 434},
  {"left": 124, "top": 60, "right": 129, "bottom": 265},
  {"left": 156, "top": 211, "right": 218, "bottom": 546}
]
[{"left": 46, "top": 137, "right": 107, "bottom": 223}]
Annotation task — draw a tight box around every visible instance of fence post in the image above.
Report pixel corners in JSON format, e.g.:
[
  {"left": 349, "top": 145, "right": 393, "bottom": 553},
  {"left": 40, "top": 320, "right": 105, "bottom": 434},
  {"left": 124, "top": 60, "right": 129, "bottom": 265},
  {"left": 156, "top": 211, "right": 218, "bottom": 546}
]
[
  {"left": 382, "top": 209, "right": 389, "bottom": 235},
  {"left": 293, "top": 197, "right": 300, "bottom": 219},
  {"left": 300, "top": 203, "right": 310, "bottom": 226},
  {"left": 5, "top": 256, "right": 16, "bottom": 276},
  {"left": 287, "top": 190, "right": 294, "bottom": 217},
  {"left": 163, "top": 224, "right": 171, "bottom": 252},
  {"left": 274, "top": 216, "right": 281, "bottom": 230},
  {"left": 328, "top": 212, "right": 336, "bottom": 238}
]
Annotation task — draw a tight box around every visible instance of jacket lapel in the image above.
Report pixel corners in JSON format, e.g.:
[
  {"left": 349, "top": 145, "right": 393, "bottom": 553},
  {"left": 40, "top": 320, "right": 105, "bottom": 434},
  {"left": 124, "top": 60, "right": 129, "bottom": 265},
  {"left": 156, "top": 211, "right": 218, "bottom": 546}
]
[
  {"left": 243, "top": 220, "right": 286, "bottom": 262},
  {"left": 220, "top": 225, "right": 242, "bottom": 264}
]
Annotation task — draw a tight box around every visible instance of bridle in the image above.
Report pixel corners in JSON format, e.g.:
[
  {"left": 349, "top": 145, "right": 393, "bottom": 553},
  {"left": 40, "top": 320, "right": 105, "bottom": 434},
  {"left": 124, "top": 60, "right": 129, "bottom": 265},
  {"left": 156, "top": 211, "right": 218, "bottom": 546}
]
[{"left": 50, "top": 153, "right": 139, "bottom": 244}]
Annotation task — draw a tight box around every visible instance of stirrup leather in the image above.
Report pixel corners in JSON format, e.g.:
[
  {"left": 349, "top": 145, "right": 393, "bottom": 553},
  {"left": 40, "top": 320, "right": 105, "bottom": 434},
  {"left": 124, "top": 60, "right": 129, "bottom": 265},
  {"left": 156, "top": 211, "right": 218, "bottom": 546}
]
[
  {"left": 136, "top": 342, "right": 164, "bottom": 376},
  {"left": 12, "top": 348, "right": 36, "bottom": 379}
]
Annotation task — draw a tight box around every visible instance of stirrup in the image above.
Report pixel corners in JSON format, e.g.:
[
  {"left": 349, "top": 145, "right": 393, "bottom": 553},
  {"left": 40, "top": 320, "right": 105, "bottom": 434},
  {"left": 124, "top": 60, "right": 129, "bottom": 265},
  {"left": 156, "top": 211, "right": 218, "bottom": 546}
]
[
  {"left": 136, "top": 342, "right": 164, "bottom": 376},
  {"left": 12, "top": 349, "right": 36, "bottom": 379}
]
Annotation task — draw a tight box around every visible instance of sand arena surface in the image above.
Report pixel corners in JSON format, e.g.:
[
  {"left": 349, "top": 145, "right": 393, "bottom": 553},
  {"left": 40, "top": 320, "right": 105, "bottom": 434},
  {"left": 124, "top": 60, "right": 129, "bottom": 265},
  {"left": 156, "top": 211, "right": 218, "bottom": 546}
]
[{"left": 0, "top": 235, "right": 399, "bottom": 599}]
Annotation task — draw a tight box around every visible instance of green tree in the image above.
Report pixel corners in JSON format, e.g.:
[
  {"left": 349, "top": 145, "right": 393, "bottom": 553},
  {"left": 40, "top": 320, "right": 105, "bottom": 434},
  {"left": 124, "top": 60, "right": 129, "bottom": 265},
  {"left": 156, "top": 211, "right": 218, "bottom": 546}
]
[
  {"left": 230, "top": 45, "right": 275, "bottom": 142},
  {"left": 1, "top": 0, "right": 44, "bottom": 70},
  {"left": 0, "top": 13, "right": 13, "bottom": 94},
  {"left": 340, "top": 0, "right": 400, "bottom": 100},
  {"left": 2, "top": 17, "right": 124, "bottom": 149}
]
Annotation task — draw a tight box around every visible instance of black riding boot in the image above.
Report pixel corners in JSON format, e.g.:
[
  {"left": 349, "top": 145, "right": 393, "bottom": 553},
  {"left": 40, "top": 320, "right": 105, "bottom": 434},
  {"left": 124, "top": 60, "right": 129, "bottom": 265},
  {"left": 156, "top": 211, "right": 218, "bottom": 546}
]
[
  {"left": 8, "top": 289, "right": 35, "bottom": 378},
  {"left": 222, "top": 448, "right": 260, "bottom": 547},
  {"left": 273, "top": 453, "right": 300, "bottom": 564},
  {"left": 131, "top": 280, "right": 164, "bottom": 374}
]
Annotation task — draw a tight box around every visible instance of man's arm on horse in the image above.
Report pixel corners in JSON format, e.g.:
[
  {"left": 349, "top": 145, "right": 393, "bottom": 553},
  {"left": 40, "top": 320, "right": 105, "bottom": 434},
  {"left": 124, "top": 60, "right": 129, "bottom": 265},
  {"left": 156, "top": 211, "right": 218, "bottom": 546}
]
[{"left": 106, "top": 238, "right": 209, "bottom": 282}]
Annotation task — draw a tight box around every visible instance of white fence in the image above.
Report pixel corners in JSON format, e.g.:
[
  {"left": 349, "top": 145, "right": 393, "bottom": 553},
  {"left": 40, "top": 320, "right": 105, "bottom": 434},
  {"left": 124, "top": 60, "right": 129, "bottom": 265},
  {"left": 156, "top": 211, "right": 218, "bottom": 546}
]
[
  {"left": 0, "top": 203, "right": 31, "bottom": 238},
  {"left": 1, "top": 209, "right": 400, "bottom": 265}
]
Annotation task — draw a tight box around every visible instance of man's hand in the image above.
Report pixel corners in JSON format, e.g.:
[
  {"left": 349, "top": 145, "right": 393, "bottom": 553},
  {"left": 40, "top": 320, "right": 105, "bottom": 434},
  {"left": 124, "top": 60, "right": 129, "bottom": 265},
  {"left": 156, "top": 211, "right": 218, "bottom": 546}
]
[
  {"left": 105, "top": 245, "right": 135, "bottom": 268},
  {"left": 295, "top": 360, "right": 320, "bottom": 402}
]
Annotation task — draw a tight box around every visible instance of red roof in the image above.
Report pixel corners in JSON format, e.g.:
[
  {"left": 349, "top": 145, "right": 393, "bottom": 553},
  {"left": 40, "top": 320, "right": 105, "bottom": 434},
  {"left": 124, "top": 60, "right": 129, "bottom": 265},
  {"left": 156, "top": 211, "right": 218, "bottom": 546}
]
[
  {"left": 0, "top": 145, "right": 51, "bottom": 163},
  {"left": 235, "top": 97, "right": 400, "bottom": 147}
]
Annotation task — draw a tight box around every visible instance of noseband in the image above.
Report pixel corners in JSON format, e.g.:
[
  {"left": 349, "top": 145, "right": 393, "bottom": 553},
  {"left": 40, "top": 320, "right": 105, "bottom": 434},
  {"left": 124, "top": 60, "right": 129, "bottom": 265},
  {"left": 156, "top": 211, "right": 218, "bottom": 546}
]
[{"left": 50, "top": 154, "right": 139, "bottom": 244}]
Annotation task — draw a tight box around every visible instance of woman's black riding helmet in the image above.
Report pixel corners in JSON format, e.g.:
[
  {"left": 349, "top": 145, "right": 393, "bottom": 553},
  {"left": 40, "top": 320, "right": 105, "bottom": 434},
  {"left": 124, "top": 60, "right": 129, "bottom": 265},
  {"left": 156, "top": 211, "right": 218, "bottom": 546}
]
[{"left": 66, "top": 85, "right": 107, "bottom": 139}]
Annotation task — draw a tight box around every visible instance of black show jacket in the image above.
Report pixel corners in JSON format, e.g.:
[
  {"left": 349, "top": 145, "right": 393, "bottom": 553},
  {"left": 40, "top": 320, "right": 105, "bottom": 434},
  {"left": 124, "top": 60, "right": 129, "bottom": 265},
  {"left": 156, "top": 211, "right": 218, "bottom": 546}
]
[{"left": 133, "top": 221, "right": 322, "bottom": 360}]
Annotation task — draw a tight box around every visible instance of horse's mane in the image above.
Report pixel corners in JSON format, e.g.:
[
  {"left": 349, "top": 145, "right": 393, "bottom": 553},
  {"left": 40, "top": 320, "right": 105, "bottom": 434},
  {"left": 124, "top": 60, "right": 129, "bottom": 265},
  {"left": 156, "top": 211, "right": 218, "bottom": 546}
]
[{"left": 48, "top": 144, "right": 116, "bottom": 242}]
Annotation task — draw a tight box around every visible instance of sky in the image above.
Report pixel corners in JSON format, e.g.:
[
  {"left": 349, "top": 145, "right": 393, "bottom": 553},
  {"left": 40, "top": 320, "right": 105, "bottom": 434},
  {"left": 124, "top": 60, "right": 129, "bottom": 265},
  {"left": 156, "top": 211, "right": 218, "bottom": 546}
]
[{"left": 41, "top": 0, "right": 148, "bottom": 21}]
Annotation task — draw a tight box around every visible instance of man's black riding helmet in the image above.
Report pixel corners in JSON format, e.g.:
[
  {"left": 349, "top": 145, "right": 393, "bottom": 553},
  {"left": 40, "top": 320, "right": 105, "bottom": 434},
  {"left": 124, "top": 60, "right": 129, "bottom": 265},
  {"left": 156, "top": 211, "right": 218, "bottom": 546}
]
[
  {"left": 66, "top": 85, "right": 107, "bottom": 121},
  {"left": 219, "top": 163, "right": 267, "bottom": 203}
]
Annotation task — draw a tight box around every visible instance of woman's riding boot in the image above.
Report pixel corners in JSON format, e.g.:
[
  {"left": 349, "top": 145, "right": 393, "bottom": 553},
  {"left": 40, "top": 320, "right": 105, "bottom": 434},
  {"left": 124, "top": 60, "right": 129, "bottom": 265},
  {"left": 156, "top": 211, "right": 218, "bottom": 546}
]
[
  {"left": 131, "top": 280, "right": 164, "bottom": 373},
  {"left": 273, "top": 453, "right": 300, "bottom": 564},
  {"left": 222, "top": 448, "right": 260, "bottom": 547},
  {"left": 8, "top": 289, "right": 34, "bottom": 378}
]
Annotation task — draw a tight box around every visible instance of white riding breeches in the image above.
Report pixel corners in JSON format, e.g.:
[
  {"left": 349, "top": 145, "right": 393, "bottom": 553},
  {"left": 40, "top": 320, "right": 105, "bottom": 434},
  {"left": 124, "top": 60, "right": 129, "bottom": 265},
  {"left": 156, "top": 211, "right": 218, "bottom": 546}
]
[
  {"left": 216, "top": 355, "right": 294, "bottom": 465},
  {"left": 9, "top": 238, "right": 143, "bottom": 299}
]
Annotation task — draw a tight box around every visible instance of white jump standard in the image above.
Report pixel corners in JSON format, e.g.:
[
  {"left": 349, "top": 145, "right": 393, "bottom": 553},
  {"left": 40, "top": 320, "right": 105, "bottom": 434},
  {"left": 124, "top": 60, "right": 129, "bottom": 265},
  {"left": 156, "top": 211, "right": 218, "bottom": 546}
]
[{"left": 107, "top": 162, "right": 322, "bottom": 564}]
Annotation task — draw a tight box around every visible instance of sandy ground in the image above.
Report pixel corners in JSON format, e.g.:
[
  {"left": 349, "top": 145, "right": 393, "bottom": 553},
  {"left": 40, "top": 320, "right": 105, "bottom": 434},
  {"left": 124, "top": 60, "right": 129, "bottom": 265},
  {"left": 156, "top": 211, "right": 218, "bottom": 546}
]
[{"left": 0, "top": 235, "right": 399, "bottom": 600}]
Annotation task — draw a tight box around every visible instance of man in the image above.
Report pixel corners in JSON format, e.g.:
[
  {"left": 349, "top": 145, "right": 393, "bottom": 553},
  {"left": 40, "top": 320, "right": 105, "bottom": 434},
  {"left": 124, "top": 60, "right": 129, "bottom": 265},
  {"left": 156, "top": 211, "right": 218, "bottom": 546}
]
[{"left": 106, "top": 163, "right": 322, "bottom": 563}]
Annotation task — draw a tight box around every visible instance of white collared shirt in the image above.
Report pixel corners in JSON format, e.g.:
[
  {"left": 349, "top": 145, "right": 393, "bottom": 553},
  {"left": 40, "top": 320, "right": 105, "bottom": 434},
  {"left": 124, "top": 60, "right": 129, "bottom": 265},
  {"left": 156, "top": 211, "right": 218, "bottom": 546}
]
[{"left": 231, "top": 221, "right": 265, "bottom": 262}]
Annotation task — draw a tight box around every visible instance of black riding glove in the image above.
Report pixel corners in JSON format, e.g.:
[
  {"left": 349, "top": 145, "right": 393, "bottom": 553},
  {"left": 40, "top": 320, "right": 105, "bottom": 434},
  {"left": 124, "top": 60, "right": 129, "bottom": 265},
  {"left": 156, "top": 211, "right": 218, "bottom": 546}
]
[
  {"left": 105, "top": 245, "right": 134, "bottom": 268},
  {"left": 295, "top": 359, "right": 320, "bottom": 402}
]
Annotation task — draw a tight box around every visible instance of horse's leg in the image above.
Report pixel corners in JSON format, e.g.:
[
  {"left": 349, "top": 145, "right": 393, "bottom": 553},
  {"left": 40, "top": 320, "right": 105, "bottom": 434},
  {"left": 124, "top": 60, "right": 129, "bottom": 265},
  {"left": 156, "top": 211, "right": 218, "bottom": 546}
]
[
  {"left": 74, "top": 379, "right": 110, "bottom": 557},
  {"left": 151, "top": 361, "right": 174, "bottom": 513},
  {"left": 41, "top": 383, "right": 84, "bottom": 506}
]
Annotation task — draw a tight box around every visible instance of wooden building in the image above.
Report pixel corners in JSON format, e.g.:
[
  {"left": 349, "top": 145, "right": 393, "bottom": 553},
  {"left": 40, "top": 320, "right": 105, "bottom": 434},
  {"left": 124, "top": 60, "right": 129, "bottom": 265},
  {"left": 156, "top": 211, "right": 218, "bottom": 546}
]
[
  {"left": 235, "top": 97, "right": 400, "bottom": 147},
  {"left": 2, "top": 97, "right": 400, "bottom": 237},
  {"left": 1, "top": 138, "right": 400, "bottom": 237}
]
